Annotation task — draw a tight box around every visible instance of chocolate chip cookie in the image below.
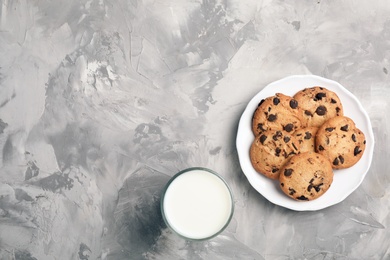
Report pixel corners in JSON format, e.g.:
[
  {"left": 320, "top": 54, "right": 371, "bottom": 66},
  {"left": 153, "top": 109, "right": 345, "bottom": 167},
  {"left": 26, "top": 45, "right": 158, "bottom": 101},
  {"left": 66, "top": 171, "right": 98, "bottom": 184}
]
[
  {"left": 293, "top": 86, "right": 343, "bottom": 127},
  {"left": 250, "top": 129, "right": 300, "bottom": 179},
  {"left": 252, "top": 93, "right": 303, "bottom": 136},
  {"left": 316, "top": 116, "right": 366, "bottom": 169},
  {"left": 279, "top": 152, "right": 334, "bottom": 201},
  {"left": 294, "top": 127, "right": 318, "bottom": 153}
]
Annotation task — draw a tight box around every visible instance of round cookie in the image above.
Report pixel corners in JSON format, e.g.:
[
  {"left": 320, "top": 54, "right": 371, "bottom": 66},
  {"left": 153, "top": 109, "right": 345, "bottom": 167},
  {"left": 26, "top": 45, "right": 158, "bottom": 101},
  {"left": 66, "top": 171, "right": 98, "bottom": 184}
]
[
  {"left": 252, "top": 93, "right": 303, "bottom": 136},
  {"left": 279, "top": 152, "right": 334, "bottom": 201},
  {"left": 293, "top": 86, "right": 343, "bottom": 127},
  {"left": 315, "top": 116, "right": 366, "bottom": 169},
  {"left": 294, "top": 127, "right": 318, "bottom": 153},
  {"left": 250, "top": 129, "right": 300, "bottom": 179}
]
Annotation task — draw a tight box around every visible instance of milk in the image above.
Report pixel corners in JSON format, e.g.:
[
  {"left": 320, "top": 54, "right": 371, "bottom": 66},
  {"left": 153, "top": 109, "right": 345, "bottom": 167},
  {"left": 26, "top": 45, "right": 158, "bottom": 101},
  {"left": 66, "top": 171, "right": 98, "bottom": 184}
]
[{"left": 161, "top": 168, "right": 234, "bottom": 240}]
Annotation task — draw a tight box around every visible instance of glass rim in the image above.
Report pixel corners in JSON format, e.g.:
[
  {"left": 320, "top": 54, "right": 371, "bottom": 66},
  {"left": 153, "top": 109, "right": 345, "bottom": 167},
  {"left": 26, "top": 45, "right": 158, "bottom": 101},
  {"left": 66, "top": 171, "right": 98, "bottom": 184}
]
[{"left": 160, "top": 167, "right": 235, "bottom": 241}]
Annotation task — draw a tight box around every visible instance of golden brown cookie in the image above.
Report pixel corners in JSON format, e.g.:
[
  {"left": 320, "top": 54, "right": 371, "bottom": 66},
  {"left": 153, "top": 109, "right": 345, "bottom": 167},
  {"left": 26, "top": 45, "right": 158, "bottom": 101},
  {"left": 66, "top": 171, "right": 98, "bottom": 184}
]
[
  {"left": 294, "top": 127, "right": 318, "bottom": 153},
  {"left": 279, "top": 152, "right": 334, "bottom": 201},
  {"left": 250, "top": 129, "right": 300, "bottom": 179},
  {"left": 315, "top": 116, "right": 366, "bottom": 169},
  {"left": 252, "top": 93, "right": 303, "bottom": 136},
  {"left": 293, "top": 86, "right": 343, "bottom": 127}
]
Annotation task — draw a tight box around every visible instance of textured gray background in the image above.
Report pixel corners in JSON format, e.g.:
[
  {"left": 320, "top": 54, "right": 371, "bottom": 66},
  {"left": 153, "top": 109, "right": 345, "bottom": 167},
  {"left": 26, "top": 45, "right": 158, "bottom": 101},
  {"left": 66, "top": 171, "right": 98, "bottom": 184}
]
[{"left": 0, "top": 0, "right": 389, "bottom": 259}]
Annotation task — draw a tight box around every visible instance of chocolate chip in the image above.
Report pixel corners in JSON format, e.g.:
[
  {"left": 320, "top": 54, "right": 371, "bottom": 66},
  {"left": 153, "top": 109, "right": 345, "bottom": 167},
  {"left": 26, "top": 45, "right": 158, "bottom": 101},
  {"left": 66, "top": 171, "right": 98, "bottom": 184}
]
[
  {"left": 340, "top": 124, "right": 349, "bottom": 131},
  {"left": 316, "top": 106, "right": 327, "bottom": 115},
  {"left": 314, "top": 185, "right": 322, "bottom": 192},
  {"left": 273, "top": 97, "right": 280, "bottom": 105},
  {"left": 304, "top": 110, "right": 312, "bottom": 116},
  {"left": 363, "top": 140, "right": 366, "bottom": 144},
  {"left": 284, "top": 168, "right": 293, "bottom": 176},
  {"left": 289, "top": 99, "right": 298, "bottom": 109},
  {"left": 272, "top": 167, "right": 279, "bottom": 173},
  {"left": 336, "top": 107, "right": 341, "bottom": 113},
  {"left": 338, "top": 155, "right": 344, "bottom": 164},
  {"left": 289, "top": 188, "right": 296, "bottom": 195},
  {"left": 318, "top": 145, "right": 325, "bottom": 151},
  {"left": 312, "top": 183, "right": 323, "bottom": 192},
  {"left": 275, "top": 147, "right": 281, "bottom": 157},
  {"left": 260, "top": 134, "right": 267, "bottom": 144},
  {"left": 257, "top": 123, "right": 266, "bottom": 132},
  {"left": 283, "top": 136, "right": 290, "bottom": 143},
  {"left": 315, "top": 92, "right": 326, "bottom": 100},
  {"left": 333, "top": 157, "right": 339, "bottom": 165},
  {"left": 268, "top": 114, "right": 277, "bottom": 122},
  {"left": 354, "top": 146, "right": 362, "bottom": 156},
  {"left": 331, "top": 98, "right": 337, "bottom": 104},
  {"left": 273, "top": 131, "right": 282, "bottom": 140},
  {"left": 352, "top": 134, "right": 356, "bottom": 142},
  {"left": 325, "top": 127, "right": 335, "bottom": 132},
  {"left": 258, "top": 99, "right": 265, "bottom": 107},
  {"left": 304, "top": 131, "right": 312, "bottom": 139},
  {"left": 268, "top": 107, "right": 271, "bottom": 112},
  {"left": 284, "top": 123, "right": 294, "bottom": 132},
  {"left": 297, "top": 195, "right": 308, "bottom": 201},
  {"left": 288, "top": 151, "right": 296, "bottom": 157},
  {"left": 280, "top": 183, "right": 284, "bottom": 187}
]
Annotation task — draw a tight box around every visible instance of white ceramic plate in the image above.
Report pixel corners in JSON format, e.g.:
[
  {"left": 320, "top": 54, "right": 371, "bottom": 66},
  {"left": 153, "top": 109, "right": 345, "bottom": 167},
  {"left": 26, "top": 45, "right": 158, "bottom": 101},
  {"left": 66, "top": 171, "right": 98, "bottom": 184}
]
[{"left": 236, "top": 75, "right": 375, "bottom": 211}]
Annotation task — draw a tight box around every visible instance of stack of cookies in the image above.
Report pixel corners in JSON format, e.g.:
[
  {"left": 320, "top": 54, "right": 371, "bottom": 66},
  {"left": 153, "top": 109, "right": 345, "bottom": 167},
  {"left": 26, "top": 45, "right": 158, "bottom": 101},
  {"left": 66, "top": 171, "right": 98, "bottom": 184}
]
[{"left": 250, "top": 87, "right": 366, "bottom": 201}]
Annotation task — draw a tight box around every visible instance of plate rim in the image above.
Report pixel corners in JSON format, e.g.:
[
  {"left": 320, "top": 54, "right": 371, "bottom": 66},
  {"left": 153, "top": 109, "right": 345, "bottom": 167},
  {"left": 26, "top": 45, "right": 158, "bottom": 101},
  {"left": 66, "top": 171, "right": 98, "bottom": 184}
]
[{"left": 236, "top": 74, "right": 375, "bottom": 211}]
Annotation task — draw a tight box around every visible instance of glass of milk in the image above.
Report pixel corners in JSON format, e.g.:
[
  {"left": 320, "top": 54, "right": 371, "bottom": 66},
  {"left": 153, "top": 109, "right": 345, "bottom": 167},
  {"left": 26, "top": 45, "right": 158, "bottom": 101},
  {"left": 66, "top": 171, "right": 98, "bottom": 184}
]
[{"left": 160, "top": 167, "right": 234, "bottom": 241}]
